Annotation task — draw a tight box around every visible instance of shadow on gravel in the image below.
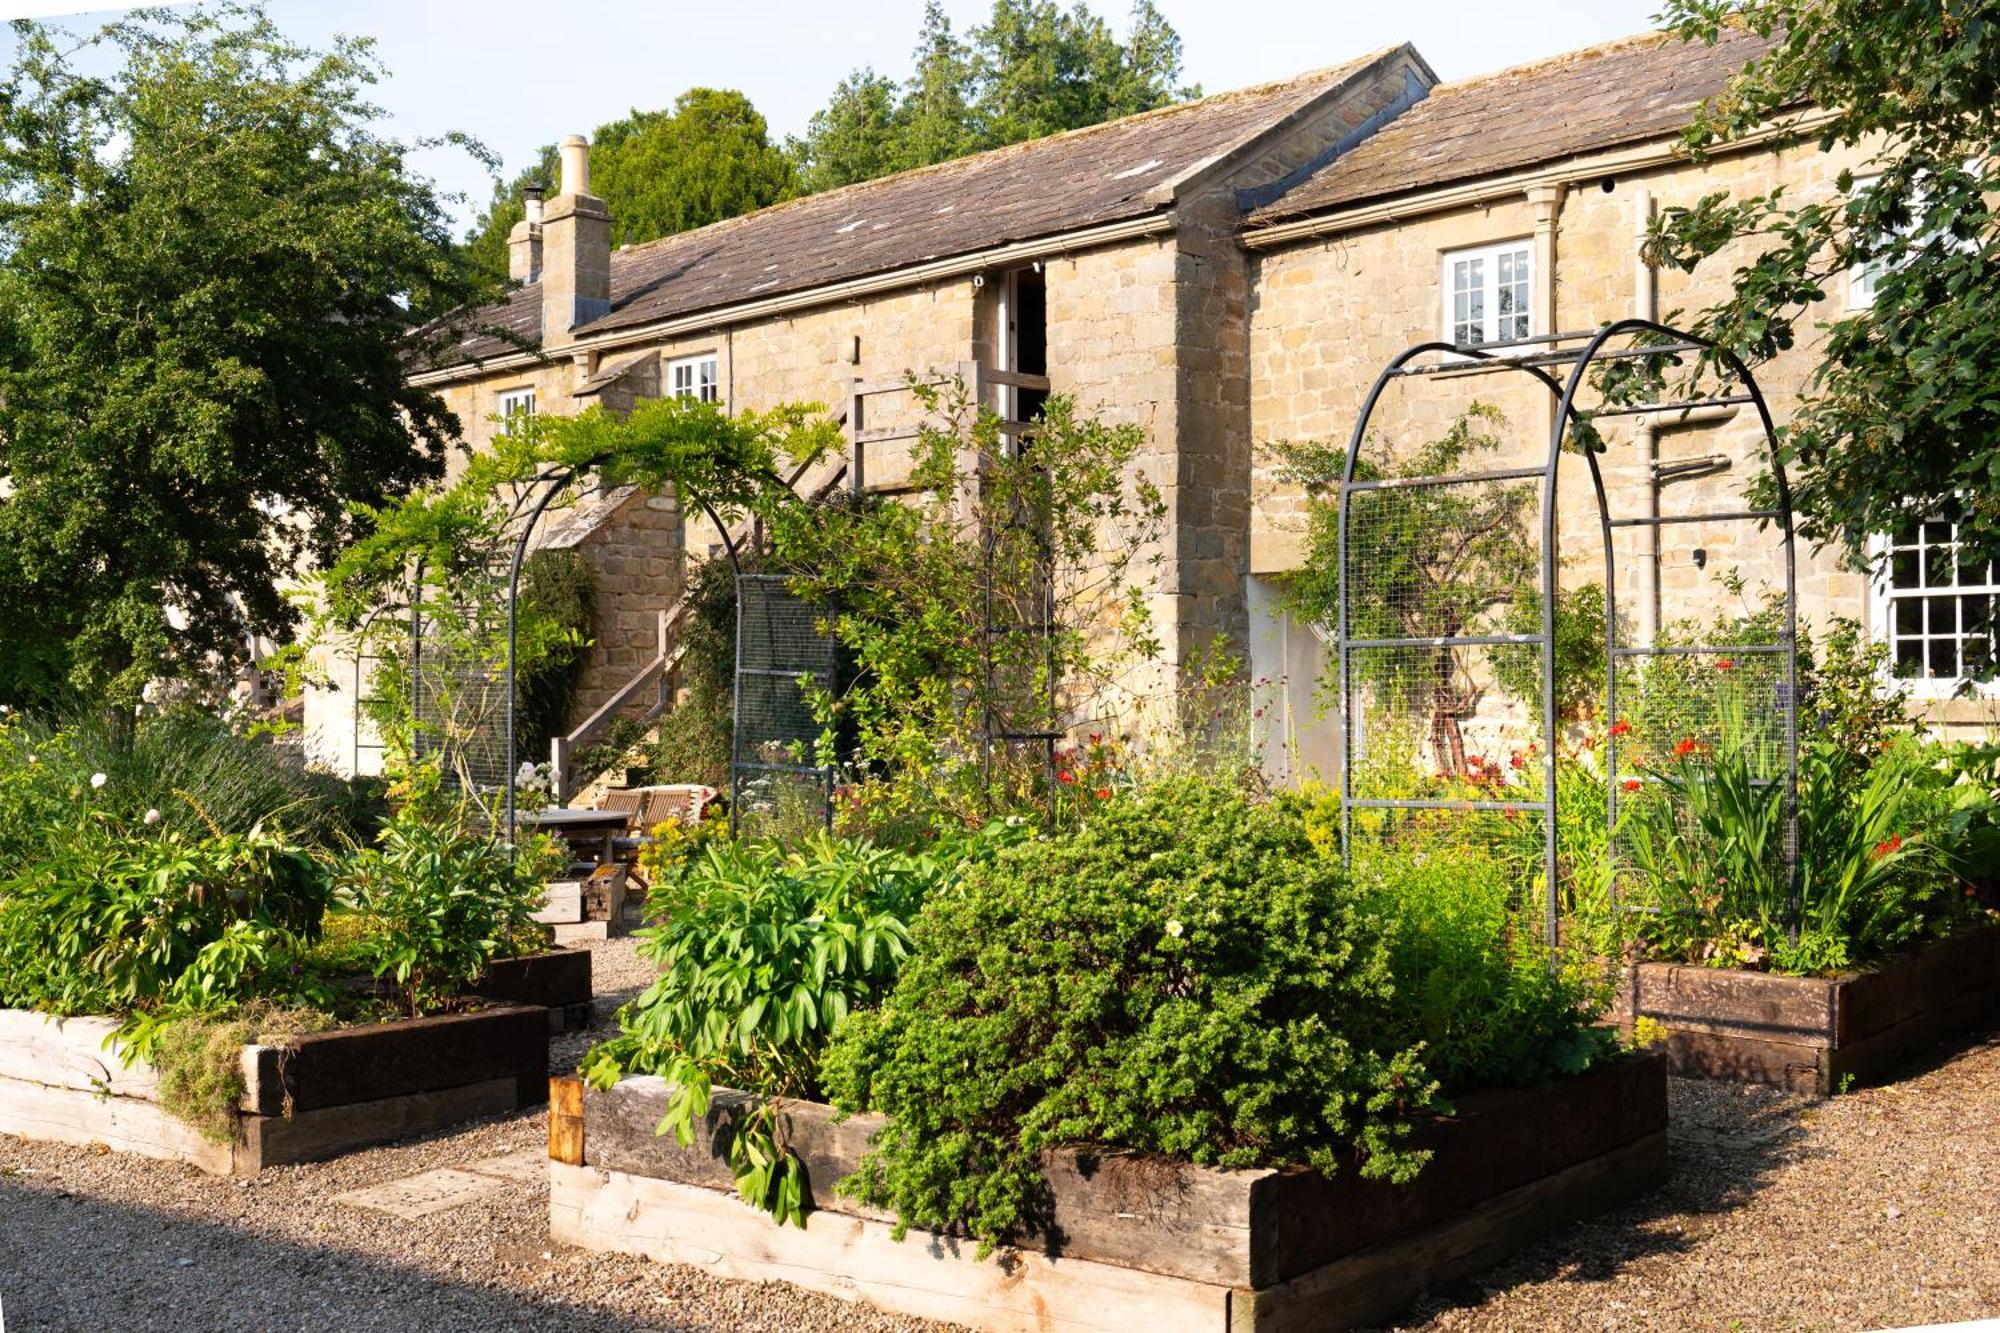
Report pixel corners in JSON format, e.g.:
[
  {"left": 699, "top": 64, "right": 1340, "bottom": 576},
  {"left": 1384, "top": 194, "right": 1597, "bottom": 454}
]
[
  {"left": 0, "top": 1178, "right": 678, "bottom": 1333},
  {"left": 1381, "top": 1076, "right": 1819, "bottom": 1330}
]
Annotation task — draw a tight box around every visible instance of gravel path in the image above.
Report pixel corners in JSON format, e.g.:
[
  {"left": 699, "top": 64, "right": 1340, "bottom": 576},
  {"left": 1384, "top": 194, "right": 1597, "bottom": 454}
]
[
  {"left": 0, "top": 942, "right": 1993, "bottom": 1332},
  {"left": 1394, "top": 1021, "right": 2000, "bottom": 1332},
  {"left": 0, "top": 939, "right": 952, "bottom": 1333}
]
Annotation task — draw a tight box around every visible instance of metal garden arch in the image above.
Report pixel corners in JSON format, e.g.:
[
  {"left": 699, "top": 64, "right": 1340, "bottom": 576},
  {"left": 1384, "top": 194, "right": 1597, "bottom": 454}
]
[
  {"left": 1335, "top": 320, "right": 1800, "bottom": 942},
  {"left": 404, "top": 451, "right": 828, "bottom": 840}
]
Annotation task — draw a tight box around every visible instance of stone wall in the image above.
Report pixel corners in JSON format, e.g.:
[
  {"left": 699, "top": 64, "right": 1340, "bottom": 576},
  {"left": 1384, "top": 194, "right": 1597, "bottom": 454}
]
[{"left": 1245, "top": 132, "right": 1989, "bottom": 737}]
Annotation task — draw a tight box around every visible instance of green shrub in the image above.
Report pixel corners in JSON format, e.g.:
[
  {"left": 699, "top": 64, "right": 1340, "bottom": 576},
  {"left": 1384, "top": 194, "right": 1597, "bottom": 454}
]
[
  {"left": 820, "top": 778, "right": 1432, "bottom": 1257},
  {"left": 1351, "top": 847, "right": 1616, "bottom": 1092},
  {"left": 583, "top": 833, "right": 948, "bottom": 1223},
  {"left": 336, "top": 795, "right": 552, "bottom": 1016},
  {"left": 0, "top": 821, "right": 334, "bottom": 1017}
]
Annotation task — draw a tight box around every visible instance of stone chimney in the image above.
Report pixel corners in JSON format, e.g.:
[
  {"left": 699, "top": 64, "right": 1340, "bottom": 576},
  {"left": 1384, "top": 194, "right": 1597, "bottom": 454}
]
[
  {"left": 507, "top": 184, "right": 544, "bottom": 283},
  {"left": 540, "top": 135, "right": 611, "bottom": 349}
]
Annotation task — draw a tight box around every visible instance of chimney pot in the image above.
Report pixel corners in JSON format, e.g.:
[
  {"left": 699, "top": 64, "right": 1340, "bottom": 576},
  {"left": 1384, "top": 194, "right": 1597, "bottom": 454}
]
[
  {"left": 523, "top": 183, "right": 545, "bottom": 225},
  {"left": 541, "top": 135, "right": 611, "bottom": 345},
  {"left": 559, "top": 135, "right": 590, "bottom": 197}
]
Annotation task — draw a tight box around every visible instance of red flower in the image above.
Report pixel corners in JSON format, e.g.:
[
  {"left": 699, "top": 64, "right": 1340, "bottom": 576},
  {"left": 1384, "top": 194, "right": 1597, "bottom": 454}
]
[
  {"left": 1610, "top": 720, "right": 1633, "bottom": 738},
  {"left": 1673, "top": 737, "right": 1699, "bottom": 759},
  {"left": 1057, "top": 770, "right": 1076, "bottom": 785},
  {"left": 1872, "top": 833, "right": 1903, "bottom": 859},
  {"left": 1623, "top": 779, "right": 1643, "bottom": 793},
  {"left": 1094, "top": 787, "right": 1112, "bottom": 800},
  {"left": 1510, "top": 753, "right": 1526, "bottom": 770},
  {"left": 1088, "top": 733, "right": 1102, "bottom": 745},
  {"left": 1716, "top": 658, "right": 1736, "bottom": 671}
]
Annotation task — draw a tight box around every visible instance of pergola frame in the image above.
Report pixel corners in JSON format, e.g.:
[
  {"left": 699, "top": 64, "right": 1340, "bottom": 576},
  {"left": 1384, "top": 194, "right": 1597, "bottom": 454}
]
[{"left": 1335, "top": 319, "right": 1801, "bottom": 943}]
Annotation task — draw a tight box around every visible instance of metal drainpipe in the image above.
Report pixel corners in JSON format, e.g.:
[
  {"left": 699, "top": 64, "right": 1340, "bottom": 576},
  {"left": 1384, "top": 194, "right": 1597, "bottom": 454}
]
[{"left": 1633, "top": 187, "right": 1661, "bottom": 648}]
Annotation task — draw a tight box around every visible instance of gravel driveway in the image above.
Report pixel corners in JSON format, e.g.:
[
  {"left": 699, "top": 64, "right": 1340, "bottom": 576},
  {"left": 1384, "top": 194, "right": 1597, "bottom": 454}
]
[{"left": 0, "top": 941, "right": 1993, "bottom": 1332}]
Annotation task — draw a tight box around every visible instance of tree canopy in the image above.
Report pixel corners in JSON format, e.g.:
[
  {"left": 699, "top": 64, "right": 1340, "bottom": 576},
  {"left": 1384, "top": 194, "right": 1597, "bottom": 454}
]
[
  {"left": 1647, "top": 2, "right": 2000, "bottom": 571},
  {"left": 793, "top": 0, "right": 1196, "bottom": 193},
  {"left": 0, "top": 7, "right": 488, "bottom": 706},
  {"left": 461, "top": 0, "right": 1196, "bottom": 267},
  {"left": 460, "top": 88, "right": 798, "bottom": 283}
]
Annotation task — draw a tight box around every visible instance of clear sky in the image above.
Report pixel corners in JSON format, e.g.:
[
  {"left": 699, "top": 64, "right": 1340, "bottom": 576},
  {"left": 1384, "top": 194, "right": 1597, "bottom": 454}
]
[{"left": 0, "top": 0, "right": 1667, "bottom": 233}]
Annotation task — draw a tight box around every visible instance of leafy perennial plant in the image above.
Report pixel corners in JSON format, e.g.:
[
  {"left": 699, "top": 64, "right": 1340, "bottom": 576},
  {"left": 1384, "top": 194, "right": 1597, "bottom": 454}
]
[{"left": 582, "top": 834, "right": 952, "bottom": 1224}]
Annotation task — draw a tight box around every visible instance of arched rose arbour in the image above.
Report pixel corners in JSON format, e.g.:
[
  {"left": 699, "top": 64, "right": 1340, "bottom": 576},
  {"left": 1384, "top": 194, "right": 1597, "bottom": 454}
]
[{"left": 1334, "top": 319, "right": 1801, "bottom": 943}]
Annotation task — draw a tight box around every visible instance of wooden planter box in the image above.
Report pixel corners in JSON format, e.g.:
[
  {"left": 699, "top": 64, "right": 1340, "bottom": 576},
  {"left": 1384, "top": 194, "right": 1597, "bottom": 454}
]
[
  {"left": 470, "top": 948, "right": 595, "bottom": 1031},
  {"left": 0, "top": 1002, "right": 549, "bottom": 1176},
  {"left": 546, "top": 1053, "right": 1668, "bottom": 1332},
  {"left": 1608, "top": 922, "right": 2000, "bottom": 1095}
]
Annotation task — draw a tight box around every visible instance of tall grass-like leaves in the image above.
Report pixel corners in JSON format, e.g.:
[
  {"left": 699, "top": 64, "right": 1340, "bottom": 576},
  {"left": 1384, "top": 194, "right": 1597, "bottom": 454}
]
[
  {"left": 581, "top": 834, "right": 943, "bottom": 1226},
  {"left": 1626, "top": 725, "right": 1954, "bottom": 972}
]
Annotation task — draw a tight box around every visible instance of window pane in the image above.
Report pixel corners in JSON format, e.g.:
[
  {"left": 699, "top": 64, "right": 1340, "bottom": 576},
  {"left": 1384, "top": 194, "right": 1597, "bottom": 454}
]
[
  {"left": 1964, "top": 593, "right": 1994, "bottom": 639},
  {"left": 1927, "top": 595, "right": 1958, "bottom": 635},
  {"left": 1924, "top": 520, "right": 1953, "bottom": 545},
  {"left": 1892, "top": 549, "right": 1918, "bottom": 587},
  {"left": 1896, "top": 598, "right": 1924, "bottom": 635},
  {"left": 1957, "top": 546, "right": 1990, "bottom": 586},
  {"left": 1929, "top": 637, "right": 1959, "bottom": 678},
  {"left": 1927, "top": 545, "right": 1956, "bottom": 587},
  {"left": 1966, "top": 635, "right": 1994, "bottom": 676},
  {"left": 1896, "top": 638, "right": 1925, "bottom": 674}
]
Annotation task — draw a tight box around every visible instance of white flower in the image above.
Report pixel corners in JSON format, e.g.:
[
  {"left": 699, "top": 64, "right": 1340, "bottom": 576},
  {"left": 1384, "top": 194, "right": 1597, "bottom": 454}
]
[
  {"left": 1165, "top": 919, "right": 1184, "bottom": 938},
  {"left": 89, "top": 772, "right": 107, "bottom": 790},
  {"left": 143, "top": 808, "right": 162, "bottom": 826}
]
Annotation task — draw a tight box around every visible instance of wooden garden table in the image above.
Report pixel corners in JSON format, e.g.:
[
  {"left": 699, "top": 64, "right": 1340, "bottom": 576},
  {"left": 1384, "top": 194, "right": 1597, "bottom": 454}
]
[{"left": 518, "top": 806, "right": 631, "bottom": 866}]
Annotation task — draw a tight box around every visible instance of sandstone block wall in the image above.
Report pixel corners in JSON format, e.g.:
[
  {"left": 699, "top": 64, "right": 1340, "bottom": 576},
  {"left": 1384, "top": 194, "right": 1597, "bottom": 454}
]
[{"left": 1245, "top": 133, "right": 1988, "bottom": 738}]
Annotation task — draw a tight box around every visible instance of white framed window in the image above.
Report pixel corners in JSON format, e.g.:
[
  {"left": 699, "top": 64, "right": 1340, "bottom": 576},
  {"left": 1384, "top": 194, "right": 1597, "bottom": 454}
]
[
  {"left": 668, "top": 353, "right": 719, "bottom": 403},
  {"left": 1846, "top": 165, "right": 1981, "bottom": 309},
  {"left": 496, "top": 387, "right": 536, "bottom": 418},
  {"left": 1847, "top": 174, "right": 1889, "bottom": 309},
  {"left": 1871, "top": 519, "right": 1999, "bottom": 697},
  {"left": 1442, "top": 241, "right": 1533, "bottom": 347}
]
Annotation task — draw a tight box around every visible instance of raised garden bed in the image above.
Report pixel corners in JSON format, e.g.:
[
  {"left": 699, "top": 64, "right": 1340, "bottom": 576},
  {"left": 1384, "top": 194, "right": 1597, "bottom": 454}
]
[
  {"left": 0, "top": 1002, "right": 549, "bottom": 1175},
  {"left": 545, "top": 1052, "right": 1667, "bottom": 1332},
  {"left": 470, "top": 947, "right": 595, "bottom": 1031},
  {"left": 1608, "top": 922, "right": 2000, "bottom": 1095}
]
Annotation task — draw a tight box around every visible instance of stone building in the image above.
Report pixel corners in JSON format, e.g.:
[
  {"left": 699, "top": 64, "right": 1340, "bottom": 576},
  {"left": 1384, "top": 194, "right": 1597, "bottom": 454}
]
[{"left": 302, "top": 26, "right": 1991, "bottom": 785}]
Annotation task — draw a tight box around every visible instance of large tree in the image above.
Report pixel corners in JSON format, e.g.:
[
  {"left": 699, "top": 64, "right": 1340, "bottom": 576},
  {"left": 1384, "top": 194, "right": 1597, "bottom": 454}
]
[
  {"left": 1647, "top": 2, "right": 2000, "bottom": 569},
  {"left": 0, "top": 8, "right": 487, "bottom": 705},
  {"left": 461, "top": 88, "right": 796, "bottom": 283},
  {"left": 793, "top": 0, "right": 1196, "bottom": 193}
]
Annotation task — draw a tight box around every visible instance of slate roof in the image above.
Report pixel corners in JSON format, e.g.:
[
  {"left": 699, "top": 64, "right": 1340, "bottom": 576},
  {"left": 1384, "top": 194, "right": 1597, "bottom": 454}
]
[
  {"left": 431, "top": 49, "right": 1400, "bottom": 371},
  {"left": 1246, "top": 27, "right": 1776, "bottom": 226}
]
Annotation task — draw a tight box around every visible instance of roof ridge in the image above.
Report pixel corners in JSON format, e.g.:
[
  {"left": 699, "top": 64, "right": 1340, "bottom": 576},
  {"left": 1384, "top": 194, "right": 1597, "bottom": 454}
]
[
  {"left": 606, "top": 51, "right": 1388, "bottom": 265},
  {"left": 1418, "top": 26, "right": 1744, "bottom": 97}
]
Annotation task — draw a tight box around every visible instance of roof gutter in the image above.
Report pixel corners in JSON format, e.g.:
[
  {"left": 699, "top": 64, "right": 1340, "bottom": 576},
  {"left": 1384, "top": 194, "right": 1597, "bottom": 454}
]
[
  {"left": 410, "top": 210, "right": 1178, "bottom": 388},
  {"left": 1240, "top": 110, "right": 1836, "bottom": 251}
]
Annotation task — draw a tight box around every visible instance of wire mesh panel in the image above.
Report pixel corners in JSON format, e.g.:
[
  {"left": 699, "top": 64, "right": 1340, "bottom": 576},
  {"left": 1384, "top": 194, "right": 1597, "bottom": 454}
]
[
  {"left": 732, "top": 572, "right": 838, "bottom": 826},
  {"left": 1336, "top": 321, "right": 1800, "bottom": 947},
  {"left": 981, "top": 480, "right": 1060, "bottom": 816},
  {"left": 411, "top": 564, "right": 515, "bottom": 814},
  {"left": 1340, "top": 465, "right": 1565, "bottom": 936}
]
